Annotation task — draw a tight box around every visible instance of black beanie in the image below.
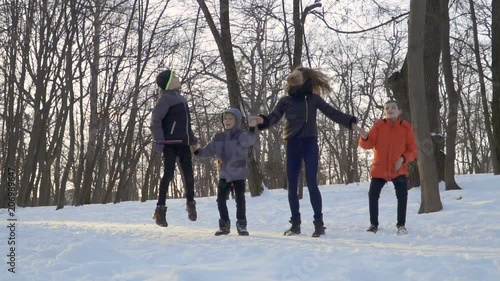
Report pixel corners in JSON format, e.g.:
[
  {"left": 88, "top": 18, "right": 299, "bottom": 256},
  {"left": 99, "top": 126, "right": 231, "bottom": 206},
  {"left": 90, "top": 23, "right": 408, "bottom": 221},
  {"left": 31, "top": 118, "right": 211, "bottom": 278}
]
[{"left": 156, "top": 69, "right": 175, "bottom": 90}]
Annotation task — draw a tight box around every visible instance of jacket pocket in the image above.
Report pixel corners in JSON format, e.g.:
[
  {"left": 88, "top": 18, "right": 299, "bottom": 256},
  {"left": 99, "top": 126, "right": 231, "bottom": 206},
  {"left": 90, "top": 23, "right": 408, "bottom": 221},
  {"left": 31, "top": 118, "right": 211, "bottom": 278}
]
[{"left": 170, "top": 121, "right": 176, "bottom": 135}]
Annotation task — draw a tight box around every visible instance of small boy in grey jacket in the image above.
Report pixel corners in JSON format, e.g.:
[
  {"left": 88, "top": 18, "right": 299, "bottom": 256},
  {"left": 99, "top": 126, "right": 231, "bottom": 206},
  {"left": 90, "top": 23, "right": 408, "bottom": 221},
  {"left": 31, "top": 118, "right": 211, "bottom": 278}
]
[{"left": 191, "top": 108, "right": 259, "bottom": 236}]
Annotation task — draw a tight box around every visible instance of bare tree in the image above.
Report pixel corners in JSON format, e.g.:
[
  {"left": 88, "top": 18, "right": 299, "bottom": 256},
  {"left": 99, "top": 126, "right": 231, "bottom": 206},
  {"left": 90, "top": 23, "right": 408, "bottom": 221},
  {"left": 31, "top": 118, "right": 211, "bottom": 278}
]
[
  {"left": 0, "top": 0, "right": 494, "bottom": 209},
  {"left": 18, "top": 0, "right": 68, "bottom": 207},
  {"left": 78, "top": 0, "right": 104, "bottom": 205},
  {"left": 0, "top": 0, "right": 24, "bottom": 208},
  {"left": 467, "top": 0, "right": 499, "bottom": 173},
  {"left": 408, "top": 0, "right": 443, "bottom": 213},
  {"left": 452, "top": 34, "right": 483, "bottom": 174},
  {"left": 440, "top": 0, "right": 461, "bottom": 190},
  {"left": 114, "top": 0, "right": 170, "bottom": 203},
  {"left": 196, "top": 0, "right": 264, "bottom": 196},
  {"left": 492, "top": 0, "right": 500, "bottom": 174},
  {"left": 387, "top": 0, "right": 445, "bottom": 189}
]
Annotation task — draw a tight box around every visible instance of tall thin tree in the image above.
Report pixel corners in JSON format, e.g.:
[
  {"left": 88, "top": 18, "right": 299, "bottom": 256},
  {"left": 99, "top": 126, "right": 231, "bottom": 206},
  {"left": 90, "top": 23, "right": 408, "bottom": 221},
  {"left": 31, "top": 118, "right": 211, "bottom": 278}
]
[
  {"left": 440, "top": 0, "right": 461, "bottom": 190},
  {"left": 491, "top": 0, "right": 500, "bottom": 174},
  {"left": 196, "top": 0, "right": 264, "bottom": 196},
  {"left": 469, "top": 0, "right": 499, "bottom": 173}
]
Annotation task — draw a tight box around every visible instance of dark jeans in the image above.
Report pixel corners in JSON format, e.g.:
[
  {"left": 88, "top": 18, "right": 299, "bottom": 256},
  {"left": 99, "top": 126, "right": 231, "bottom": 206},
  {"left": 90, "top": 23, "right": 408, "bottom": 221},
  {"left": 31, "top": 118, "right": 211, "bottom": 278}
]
[
  {"left": 286, "top": 136, "right": 322, "bottom": 221},
  {"left": 157, "top": 145, "right": 195, "bottom": 206},
  {"left": 217, "top": 179, "right": 246, "bottom": 221},
  {"left": 368, "top": 175, "right": 408, "bottom": 227}
]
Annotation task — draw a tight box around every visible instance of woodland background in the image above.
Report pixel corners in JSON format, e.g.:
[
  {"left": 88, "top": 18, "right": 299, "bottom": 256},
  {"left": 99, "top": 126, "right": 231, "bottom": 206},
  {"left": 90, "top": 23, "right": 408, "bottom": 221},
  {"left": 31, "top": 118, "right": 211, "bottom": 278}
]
[{"left": 0, "top": 0, "right": 498, "bottom": 213}]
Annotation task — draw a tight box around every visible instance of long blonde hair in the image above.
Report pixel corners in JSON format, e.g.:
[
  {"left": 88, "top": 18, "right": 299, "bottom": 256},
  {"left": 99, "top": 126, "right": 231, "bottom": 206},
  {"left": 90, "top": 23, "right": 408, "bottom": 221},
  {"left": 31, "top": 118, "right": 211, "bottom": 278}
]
[{"left": 285, "top": 67, "right": 332, "bottom": 96}]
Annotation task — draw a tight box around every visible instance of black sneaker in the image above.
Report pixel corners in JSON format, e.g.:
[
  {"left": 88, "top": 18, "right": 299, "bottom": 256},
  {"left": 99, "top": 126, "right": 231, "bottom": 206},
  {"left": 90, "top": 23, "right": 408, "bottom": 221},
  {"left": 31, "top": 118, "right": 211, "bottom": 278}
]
[
  {"left": 397, "top": 225, "right": 407, "bottom": 235},
  {"left": 311, "top": 220, "right": 326, "bottom": 237},
  {"left": 367, "top": 225, "right": 378, "bottom": 233},
  {"left": 284, "top": 219, "right": 301, "bottom": 236},
  {"left": 214, "top": 219, "right": 230, "bottom": 236},
  {"left": 236, "top": 219, "right": 249, "bottom": 236},
  {"left": 153, "top": 205, "right": 168, "bottom": 227},
  {"left": 186, "top": 200, "right": 197, "bottom": 221}
]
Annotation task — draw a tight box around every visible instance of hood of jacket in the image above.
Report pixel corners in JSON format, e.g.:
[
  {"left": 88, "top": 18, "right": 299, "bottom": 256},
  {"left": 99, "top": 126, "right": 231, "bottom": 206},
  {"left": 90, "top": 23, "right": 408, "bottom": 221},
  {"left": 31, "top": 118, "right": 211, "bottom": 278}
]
[{"left": 222, "top": 108, "right": 242, "bottom": 131}]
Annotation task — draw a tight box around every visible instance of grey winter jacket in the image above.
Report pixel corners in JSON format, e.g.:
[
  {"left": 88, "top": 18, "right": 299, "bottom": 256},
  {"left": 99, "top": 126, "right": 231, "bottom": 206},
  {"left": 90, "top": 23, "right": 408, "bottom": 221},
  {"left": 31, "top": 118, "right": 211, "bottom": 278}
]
[
  {"left": 258, "top": 78, "right": 357, "bottom": 140},
  {"left": 150, "top": 89, "right": 197, "bottom": 152},
  {"left": 194, "top": 108, "right": 256, "bottom": 182}
]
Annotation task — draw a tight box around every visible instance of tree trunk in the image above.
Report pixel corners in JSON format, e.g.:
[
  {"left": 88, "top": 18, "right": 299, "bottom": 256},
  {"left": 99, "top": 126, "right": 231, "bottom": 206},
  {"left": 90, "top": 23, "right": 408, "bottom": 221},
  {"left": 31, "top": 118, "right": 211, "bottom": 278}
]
[
  {"left": 408, "top": 0, "right": 443, "bottom": 213},
  {"left": 458, "top": 80, "right": 481, "bottom": 173},
  {"left": 440, "top": 0, "right": 461, "bottom": 190},
  {"left": 265, "top": 131, "right": 287, "bottom": 189},
  {"left": 292, "top": 0, "right": 303, "bottom": 69},
  {"left": 424, "top": 0, "right": 446, "bottom": 183},
  {"left": 73, "top": 93, "right": 86, "bottom": 205},
  {"left": 115, "top": 0, "right": 140, "bottom": 203},
  {"left": 19, "top": 0, "right": 59, "bottom": 207},
  {"left": 79, "top": 0, "right": 102, "bottom": 205},
  {"left": 17, "top": 0, "right": 38, "bottom": 207},
  {"left": 292, "top": 0, "right": 304, "bottom": 198},
  {"left": 491, "top": 0, "right": 500, "bottom": 175},
  {"left": 469, "top": 0, "right": 499, "bottom": 173},
  {"left": 197, "top": 0, "right": 264, "bottom": 196},
  {"left": 387, "top": 0, "right": 444, "bottom": 188},
  {"left": 282, "top": 0, "right": 293, "bottom": 69},
  {"left": 38, "top": 136, "right": 51, "bottom": 206},
  {"left": 57, "top": 89, "right": 75, "bottom": 210},
  {"left": 424, "top": 0, "right": 442, "bottom": 135},
  {"left": 292, "top": 0, "right": 321, "bottom": 196},
  {"left": 141, "top": 151, "right": 155, "bottom": 202},
  {"left": 0, "top": 0, "right": 23, "bottom": 208}
]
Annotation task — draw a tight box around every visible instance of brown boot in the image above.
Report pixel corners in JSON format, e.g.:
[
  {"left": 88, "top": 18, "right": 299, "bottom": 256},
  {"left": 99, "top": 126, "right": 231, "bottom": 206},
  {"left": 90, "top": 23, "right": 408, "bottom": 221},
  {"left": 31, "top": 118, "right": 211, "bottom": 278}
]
[
  {"left": 312, "top": 220, "right": 326, "bottom": 237},
  {"left": 236, "top": 219, "right": 249, "bottom": 236},
  {"left": 186, "top": 200, "right": 197, "bottom": 221},
  {"left": 153, "top": 205, "right": 168, "bottom": 227},
  {"left": 214, "top": 219, "right": 230, "bottom": 236},
  {"left": 284, "top": 219, "right": 301, "bottom": 236}
]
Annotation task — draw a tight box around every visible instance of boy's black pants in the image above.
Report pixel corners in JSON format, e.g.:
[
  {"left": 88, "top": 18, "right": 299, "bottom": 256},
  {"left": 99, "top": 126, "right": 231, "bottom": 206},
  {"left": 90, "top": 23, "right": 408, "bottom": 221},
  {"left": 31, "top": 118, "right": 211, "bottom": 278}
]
[
  {"left": 217, "top": 179, "right": 246, "bottom": 222},
  {"left": 157, "top": 145, "right": 194, "bottom": 206},
  {"left": 368, "top": 175, "right": 408, "bottom": 227}
]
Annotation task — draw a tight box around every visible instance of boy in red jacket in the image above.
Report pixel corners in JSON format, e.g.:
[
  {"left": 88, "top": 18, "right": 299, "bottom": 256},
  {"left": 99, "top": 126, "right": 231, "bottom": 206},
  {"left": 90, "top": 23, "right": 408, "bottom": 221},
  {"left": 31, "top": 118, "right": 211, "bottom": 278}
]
[{"left": 359, "top": 100, "right": 417, "bottom": 235}]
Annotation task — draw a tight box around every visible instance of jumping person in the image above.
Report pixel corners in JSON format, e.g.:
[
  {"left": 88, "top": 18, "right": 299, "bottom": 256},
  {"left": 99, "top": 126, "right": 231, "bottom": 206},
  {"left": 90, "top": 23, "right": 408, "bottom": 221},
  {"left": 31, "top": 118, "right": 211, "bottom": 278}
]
[
  {"left": 253, "top": 67, "right": 366, "bottom": 237},
  {"left": 359, "top": 100, "right": 417, "bottom": 235},
  {"left": 150, "top": 69, "right": 198, "bottom": 227},
  {"left": 191, "top": 108, "right": 259, "bottom": 236}
]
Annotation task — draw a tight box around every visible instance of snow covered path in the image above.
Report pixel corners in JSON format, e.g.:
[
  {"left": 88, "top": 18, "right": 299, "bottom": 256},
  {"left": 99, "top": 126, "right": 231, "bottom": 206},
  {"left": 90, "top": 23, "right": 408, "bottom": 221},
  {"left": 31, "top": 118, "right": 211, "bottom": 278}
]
[{"left": 2, "top": 174, "right": 500, "bottom": 281}]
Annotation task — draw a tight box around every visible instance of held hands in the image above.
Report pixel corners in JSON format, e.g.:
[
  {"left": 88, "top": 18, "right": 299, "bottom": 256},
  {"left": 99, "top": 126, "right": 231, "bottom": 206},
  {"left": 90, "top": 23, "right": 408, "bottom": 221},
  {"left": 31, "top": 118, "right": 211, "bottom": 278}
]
[
  {"left": 352, "top": 123, "right": 368, "bottom": 139},
  {"left": 190, "top": 144, "right": 198, "bottom": 153},
  {"left": 358, "top": 128, "right": 368, "bottom": 140},
  {"left": 394, "top": 157, "right": 404, "bottom": 172},
  {"left": 248, "top": 116, "right": 264, "bottom": 127},
  {"left": 154, "top": 143, "right": 164, "bottom": 153}
]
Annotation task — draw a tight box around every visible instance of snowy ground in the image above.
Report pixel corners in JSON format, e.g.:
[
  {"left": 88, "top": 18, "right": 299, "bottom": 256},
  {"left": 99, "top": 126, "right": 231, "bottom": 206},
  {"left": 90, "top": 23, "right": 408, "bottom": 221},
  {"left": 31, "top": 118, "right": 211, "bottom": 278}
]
[{"left": 1, "top": 174, "right": 500, "bottom": 281}]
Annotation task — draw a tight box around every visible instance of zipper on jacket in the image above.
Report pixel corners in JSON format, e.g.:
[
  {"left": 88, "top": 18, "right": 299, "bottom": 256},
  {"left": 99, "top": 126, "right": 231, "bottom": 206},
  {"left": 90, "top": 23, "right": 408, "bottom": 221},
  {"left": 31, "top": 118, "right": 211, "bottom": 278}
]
[
  {"left": 305, "top": 96, "right": 309, "bottom": 122},
  {"left": 183, "top": 101, "right": 190, "bottom": 144},
  {"left": 388, "top": 124, "right": 393, "bottom": 177},
  {"left": 170, "top": 121, "right": 176, "bottom": 134}
]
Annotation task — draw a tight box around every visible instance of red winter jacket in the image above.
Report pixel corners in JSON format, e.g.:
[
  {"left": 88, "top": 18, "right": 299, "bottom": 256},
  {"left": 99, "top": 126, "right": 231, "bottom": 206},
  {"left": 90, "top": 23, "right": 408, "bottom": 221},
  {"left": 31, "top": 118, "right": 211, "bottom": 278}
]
[{"left": 359, "top": 118, "right": 418, "bottom": 181}]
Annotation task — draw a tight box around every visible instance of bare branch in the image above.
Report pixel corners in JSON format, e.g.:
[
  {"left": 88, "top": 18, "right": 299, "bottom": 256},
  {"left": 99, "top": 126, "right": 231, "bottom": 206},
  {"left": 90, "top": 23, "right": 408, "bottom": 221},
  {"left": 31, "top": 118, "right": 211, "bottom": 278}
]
[{"left": 315, "top": 11, "right": 409, "bottom": 34}]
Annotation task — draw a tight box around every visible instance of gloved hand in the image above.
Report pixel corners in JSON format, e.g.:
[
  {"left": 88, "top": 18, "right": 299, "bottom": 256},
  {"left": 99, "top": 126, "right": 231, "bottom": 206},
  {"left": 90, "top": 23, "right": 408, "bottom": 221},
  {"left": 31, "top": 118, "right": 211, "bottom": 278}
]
[{"left": 154, "top": 143, "right": 164, "bottom": 153}]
